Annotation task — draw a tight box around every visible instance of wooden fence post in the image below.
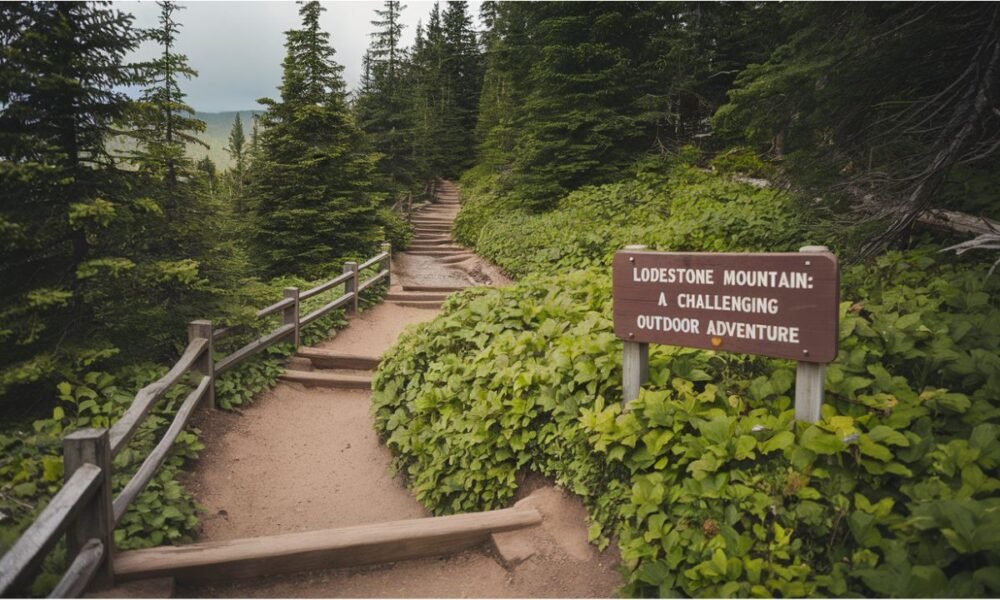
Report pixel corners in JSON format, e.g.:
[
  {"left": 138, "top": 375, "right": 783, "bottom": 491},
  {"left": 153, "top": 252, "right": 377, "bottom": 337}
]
[
  {"left": 344, "top": 261, "right": 359, "bottom": 315},
  {"left": 794, "top": 245, "right": 830, "bottom": 423},
  {"left": 188, "top": 320, "right": 214, "bottom": 409},
  {"left": 381, "top": 242, "right": 392, "bottom": 288},
  {"left": 63, "top": 429, "right": 114, "bottom": 591},
  {"left": 283, "top": 287, "right": 300, "bottom": 347},
  {"left": 622, "top": 244, "right": 650, "bottom": 407}
]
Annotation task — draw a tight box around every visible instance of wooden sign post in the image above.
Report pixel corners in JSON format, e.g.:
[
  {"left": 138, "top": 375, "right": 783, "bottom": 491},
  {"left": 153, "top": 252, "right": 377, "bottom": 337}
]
[{"left": 613, "top": 245, "right": 839, "bottom": 422}]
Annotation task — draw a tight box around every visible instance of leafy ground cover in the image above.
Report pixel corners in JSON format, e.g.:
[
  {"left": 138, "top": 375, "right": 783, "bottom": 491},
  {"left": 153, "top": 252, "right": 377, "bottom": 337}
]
[{"left": 373, "top": 161, "right": 1000, "bottom": 597}]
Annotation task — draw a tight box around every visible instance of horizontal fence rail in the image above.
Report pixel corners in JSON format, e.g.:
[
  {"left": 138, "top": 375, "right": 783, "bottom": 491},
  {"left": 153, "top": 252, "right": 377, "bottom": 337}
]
[
  {"left": 108, "top": 337, "right": 209, "bottom": 456},
  {"left": 0, "top": 464, "right": 103, "bottom": 594},
  {"left": 300, "top": 292, "right": 354, "bottom": 327},
  {"left": 300, "top": 271, "right": 353, "bottom": 301},
  {"left": 0, "top": 244, "right": 392, "bottom": 597},
  {"left": 112, "top": 375, "right": 211, "bottom": 525},
  {"left": 48, "top": 538, "right": 104, "bottom": 599}
]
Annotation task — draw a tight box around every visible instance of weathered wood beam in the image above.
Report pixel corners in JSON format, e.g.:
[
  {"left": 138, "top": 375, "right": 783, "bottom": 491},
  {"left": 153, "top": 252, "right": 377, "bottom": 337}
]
[
  {"left": 113, "top": 376, "right": 210, "bottom": 526},
  {"left": 108, "top": 339, "right": 208, "bottom": 456},
  {"left": 918, "top": 208, "right": 999, "bottom": 237},
  {"left": 0, "top": 465, "right": 102, "bottom": 595},
  {"left": 114, "top": 508, "right": 542, "bottom": 585}
]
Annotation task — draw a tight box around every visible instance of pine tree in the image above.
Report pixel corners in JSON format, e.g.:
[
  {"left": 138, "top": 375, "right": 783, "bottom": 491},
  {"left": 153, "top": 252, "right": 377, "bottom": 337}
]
[
  {"left": 440, "top": 0, "right": 482, "bottom": 172},
  {"left": 128, "top": 1, "right": 207, "bottom": 196},
  {"left": 714, "top": 2, "right": 1000, "bottom": 254},
  {"left": 225, "top": 112, "right": 247, "bottom": 211},
  {"left": 408, "top": 3, "right": 458, "bottom": 178},
  {"left": 248, "top": 113, "right": 263, "bottom": 165},
  {"left": 474, "top": 1, "right": 531, "bottom": 174},
  {"left": 510, "top": 3, "right": 659, "bottom": 207},
  {"left": 0, "top": 1, "right": 142, "bottom": 409},
  {"left": 118, "top": 0, "right": 240, "bottom": 356},
  {"left": 251, "top": 1, "right": 382, "bottom": 279},
  {"left": 356, "top": 0, "right": 419, "bottom": 193}
]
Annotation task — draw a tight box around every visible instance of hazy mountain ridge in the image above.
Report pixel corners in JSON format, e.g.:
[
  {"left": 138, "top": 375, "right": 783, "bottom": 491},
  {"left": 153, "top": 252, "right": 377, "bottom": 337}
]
[
  {"left": 107, "top": 110, "right": 261, "bottom": 171},
  {"left": 189, "top": 110, "right": 262, "bottom": 170}
]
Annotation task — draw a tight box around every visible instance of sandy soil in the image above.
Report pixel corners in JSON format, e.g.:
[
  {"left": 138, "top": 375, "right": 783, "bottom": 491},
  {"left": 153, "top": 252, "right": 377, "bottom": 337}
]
[
  {"left": 316, "top": 303, "right": 442, "bottom": 354},
  {"left": 392, "top": 252, "right": 472, "bottom": 289},
  {"left": 181, "top": 181, "right": 620, "bottom": 597},
  {"left": 181, "top": 486, "right": 622, "bottom": 599}
]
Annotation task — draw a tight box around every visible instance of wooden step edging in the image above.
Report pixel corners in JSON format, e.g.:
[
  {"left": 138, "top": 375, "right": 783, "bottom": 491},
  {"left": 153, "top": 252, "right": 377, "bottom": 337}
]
[
  {"left": 384, "top": 292, "right": 450, "bottom": 301},
  {"left": 388, "top": 300, "right": 445, "bottom": 309},
  {"left": 295, "top": 348, "right": 381, "bottom": 370},
  {"left": 113, "top": 508, "right": 542, "bottom": 585},
  {"left": 404, "top": 251, "right": 469, "bottom": 257},
  {"left": 439, "top": 254, "right": 476, "bottom": 264},
  {"left": 402, "top": 285, "right": 469, "bottom": 292},
  {"left": 279, "top": 370, "right": 372, "bottom": 389}
]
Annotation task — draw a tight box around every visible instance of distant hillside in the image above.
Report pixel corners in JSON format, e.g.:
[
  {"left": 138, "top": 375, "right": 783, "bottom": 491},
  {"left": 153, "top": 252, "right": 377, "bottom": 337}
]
[
  {"left": 189, "top": 110, "right": 263, "bottom": 171},
  {"left": 109, "top": 110, "right": 262, "bottom": 172}
]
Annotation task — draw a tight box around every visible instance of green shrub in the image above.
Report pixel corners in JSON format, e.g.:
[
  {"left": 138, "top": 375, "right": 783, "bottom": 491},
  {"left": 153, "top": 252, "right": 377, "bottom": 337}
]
[
  {"left": 709, "top": 146, "right": 777, "bottom": 179},
  {"left": 456, "top": 164, "right": 809, "bottom": 279},
  {"left": 373, "top": 252, "right": 1000, "bottom": 597},
  {"left": 379, "top": 207, "right": 413, "bottom": 251}
]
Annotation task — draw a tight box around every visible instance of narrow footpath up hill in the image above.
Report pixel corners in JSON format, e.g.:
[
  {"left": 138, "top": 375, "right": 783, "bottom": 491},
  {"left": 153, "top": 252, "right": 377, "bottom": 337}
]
[{"left": 179, "top": 181, "right": 621, "bottom": 597}]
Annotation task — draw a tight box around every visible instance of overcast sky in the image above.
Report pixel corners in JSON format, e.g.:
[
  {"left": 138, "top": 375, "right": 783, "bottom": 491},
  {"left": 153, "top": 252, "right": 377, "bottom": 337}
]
[{"left": 116, "top": 1, "right": 483, "bottom": 112}]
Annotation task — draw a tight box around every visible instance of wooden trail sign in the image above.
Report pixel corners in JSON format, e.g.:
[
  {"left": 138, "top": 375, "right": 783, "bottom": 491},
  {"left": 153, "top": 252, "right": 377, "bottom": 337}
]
[{"left": 614, "top": 245, "right": 839, "bottom": 422}]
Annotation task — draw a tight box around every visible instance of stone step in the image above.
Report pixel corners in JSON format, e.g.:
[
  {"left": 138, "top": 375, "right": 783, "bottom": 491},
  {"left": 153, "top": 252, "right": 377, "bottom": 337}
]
[
  {"left": 408, "top": 237, "right": 456, "bottom": 244},
  {"left": 404, "top": 250, "right": 469, "bottom": 257},
  {"left": 411, "top": 220, "right": 454, "bottom": 226},
  {"left": 279, "top": 369, "right": 372, "bottom": 389},
  {"left": 402, "top": 284, "right": 469, "bottom": 292},
  {"left": 414, "top": 211, "right": 457, "bottom": 217},
  {"left": 407, "top": 245, "right": 465, "bottom": 252},
  {"left": 295, "top": 348, "right": 380, "bottom": 370},
  {"left": 384, "top": 292, "right": 450, "bottom": 302},
  {"left": 439, "top": 253, "right": 475, "bottom": 264},
  {"left": 411, "top": 239, "right": 454, "bottom": 245},
  {"left": 387, "top": 299, "right": 444, "bottom": 309},
  {"left": 410, "top": 236, "right": 454, "bottom": 243},
  {"left": 410, "top": 212, "right": 458, "bottom": 223}
]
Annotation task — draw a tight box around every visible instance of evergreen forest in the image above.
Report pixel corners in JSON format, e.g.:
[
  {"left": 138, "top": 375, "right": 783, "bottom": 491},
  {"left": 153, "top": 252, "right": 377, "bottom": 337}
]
[{"left": 2, "top": 1, "right": 999, "bottom": 597}]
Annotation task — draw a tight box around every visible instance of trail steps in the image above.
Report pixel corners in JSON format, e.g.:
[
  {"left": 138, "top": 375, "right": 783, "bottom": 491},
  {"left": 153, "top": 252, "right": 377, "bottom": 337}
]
[
  {"left": 280, "top": 179, "right": 466, "bottom": 391},
  {"left": 118, "top": 179, "right": 604, "bottom": 597}
]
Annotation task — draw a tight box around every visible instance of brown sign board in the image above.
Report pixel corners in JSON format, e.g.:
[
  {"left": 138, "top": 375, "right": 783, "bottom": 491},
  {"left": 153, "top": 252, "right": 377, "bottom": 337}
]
[{"left": 613, "top": 250, "right": 839, "bottom": 363}]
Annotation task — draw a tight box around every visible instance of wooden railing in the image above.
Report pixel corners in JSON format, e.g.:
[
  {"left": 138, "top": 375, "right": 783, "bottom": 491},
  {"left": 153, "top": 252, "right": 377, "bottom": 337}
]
[{"left": 0, "top": 244, "right": 392, "bottom": 597}]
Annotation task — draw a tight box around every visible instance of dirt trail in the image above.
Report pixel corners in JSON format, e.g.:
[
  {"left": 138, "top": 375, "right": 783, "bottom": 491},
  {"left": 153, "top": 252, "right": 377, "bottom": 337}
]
[{"left": 182, "top": 181, "right": 620, "bottom": 597}]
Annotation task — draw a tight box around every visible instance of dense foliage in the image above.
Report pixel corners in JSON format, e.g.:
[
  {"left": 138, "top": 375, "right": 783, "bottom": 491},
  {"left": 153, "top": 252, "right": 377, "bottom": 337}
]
[
  {"left": 374, "top": 168, "right": 1000, "bottom": 596},
  {"left": 354, "top": 0, "right": 483, "bottom": 189},
  {"left": 455, "top": 155, "right": 806, "bottom": 279},
  {"left": 471, "top": 2, "right": 782, "bottom": 209},
  {"left": 0, "top": 1, "right": 402, "bottom": 591},
  {"left": 3, "top": 1, "right": 999, "bottom": 597},
  {"left": 250, "top": 1, "right": 383, "bottom": 279},
  {"left": 0, "top": 272, "right": 386, "bottom": 595}
]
